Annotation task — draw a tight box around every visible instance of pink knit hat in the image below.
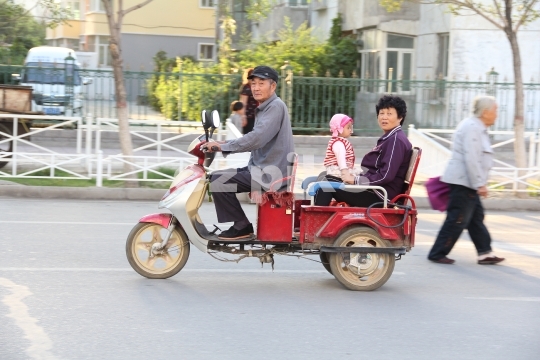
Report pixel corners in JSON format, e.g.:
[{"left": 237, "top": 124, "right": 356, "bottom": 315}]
[{"left": 329, "top": 114, "right": 353, "bottom": 137}]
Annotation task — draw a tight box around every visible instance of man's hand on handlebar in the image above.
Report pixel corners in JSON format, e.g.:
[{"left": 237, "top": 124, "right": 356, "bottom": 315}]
[{"left": 201, "top": 141, "right": 222, "bottom": 153}]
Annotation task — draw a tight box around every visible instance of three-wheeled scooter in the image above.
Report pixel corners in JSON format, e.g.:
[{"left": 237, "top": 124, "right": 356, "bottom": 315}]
[{"left": 125, "top": 110, "right": 422, "bottom": 291}]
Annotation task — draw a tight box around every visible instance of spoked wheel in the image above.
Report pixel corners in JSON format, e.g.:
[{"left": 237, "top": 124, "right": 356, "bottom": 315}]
[
  {"left": 319, "top": 252, "right": 333, "bottom": 275},
  {"left": 126, "top": 222, "right": 190, "bottom": 279},
  {"left": 0, "top": 123, "right": 13, "bottom": 169},
  {"left": 329, "top": 227, "right": 395, "bottom": 291}
]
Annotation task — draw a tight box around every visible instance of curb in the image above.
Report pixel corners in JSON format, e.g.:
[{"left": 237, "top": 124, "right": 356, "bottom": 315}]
[
  {"left": 0, "top": 184, "right": 165, "bottom": 201},
  {"left": 1, "top": 184, "right": 539, "bottom": 211}
]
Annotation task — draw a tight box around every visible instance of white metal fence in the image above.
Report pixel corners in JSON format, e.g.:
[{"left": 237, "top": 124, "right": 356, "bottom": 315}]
[
  {"left": 0, "top": 114, "right": 248, "bottom": 186},
  {"left": 408, "top": 125, "right": 540, "bottom": 193},
  {"left": 1, "top": 114, "right": 539, "bottom": 194}
]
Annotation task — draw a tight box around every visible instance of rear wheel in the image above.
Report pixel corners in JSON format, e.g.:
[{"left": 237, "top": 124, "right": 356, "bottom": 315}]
[
  {"left": 0, "top": 123, "right": 13, "bottom": 169},
  {"left": 329, "top": 227, "right": 395, "bottom": 291},
  {"left": 126, "top": 222, "right": 190, "bottom": 279}
]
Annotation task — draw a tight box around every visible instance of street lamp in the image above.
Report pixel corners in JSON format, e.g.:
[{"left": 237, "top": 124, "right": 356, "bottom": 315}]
[
  {"left": 64, "top": 53, "right": 76, "bottom": 116},
  {"left": 486, "top": 67, "right": 499, "bottom": 96}
]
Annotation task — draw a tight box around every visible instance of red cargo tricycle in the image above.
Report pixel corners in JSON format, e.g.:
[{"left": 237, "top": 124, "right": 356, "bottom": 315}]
[{"left": 125, "top": 111, "right": 422, "bottom": 291}]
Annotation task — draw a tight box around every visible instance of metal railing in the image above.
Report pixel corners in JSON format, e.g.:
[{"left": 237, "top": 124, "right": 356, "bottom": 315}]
[
  {"left": 3, "top": 64, "right": 540, "bottom": 132},
  {"left": 408, "top": 125, "right": 540, "bottom": 192},
  {"left": 1, "top": 113, "right": 539, "bottom": 194}
]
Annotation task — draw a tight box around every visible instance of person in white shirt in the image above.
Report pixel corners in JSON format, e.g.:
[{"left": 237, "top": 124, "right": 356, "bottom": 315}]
[{"left": 428, "top": 95, "right": 505, "bottom": 265}]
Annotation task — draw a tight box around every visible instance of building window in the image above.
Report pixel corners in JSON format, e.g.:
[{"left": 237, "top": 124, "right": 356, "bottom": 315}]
[
  {"left": 359, "top": 30, "right": 415, "bottom": 92},
  {"left": 385, "top": 34, "right": 414, "bottom": 90},
  {"left": 98, "top": 36, "right": 112, "bottom": 67},
  {"left": 287, "top": 0, "right": 309, "bottom": 6},
  {"left": 66, "top": 0, "right": 81, "bottom": 19},
  {"left": 200, "top": 0, "right": 216, "bottom": 8},
  {"left": 387, "top": 34, "right": 414, "bottom": 49},
  {"left": 198, "top": 44, "right": 214, "bottom": 61},
  {"left": 66, "top": 38, "right": 80, "bottom": 51},
  {"left": 86, "top": 36, "right": 95, "bottom": 52},
  {"left": 86, "top": 35, "right": 111, "bottom": 67},
  {"left": 90, "top": 0, "right": 106, "bottom": 12},
  {"left": 437, "top": 33, "right": 449, "bottom": 78}
]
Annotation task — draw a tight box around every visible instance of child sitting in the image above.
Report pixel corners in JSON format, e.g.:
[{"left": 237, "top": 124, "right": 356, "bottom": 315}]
[
  {"left": 322, "top": 114, "right": 357, "bottom": 183},
  {"left": 229, "top": 101, "right": 244, "bottom": 132}
]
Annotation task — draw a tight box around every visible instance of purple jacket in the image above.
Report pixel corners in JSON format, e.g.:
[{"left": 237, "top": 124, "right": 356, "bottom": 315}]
[{"left": 354, "top": 125, "right": 412, "bottom": 200}]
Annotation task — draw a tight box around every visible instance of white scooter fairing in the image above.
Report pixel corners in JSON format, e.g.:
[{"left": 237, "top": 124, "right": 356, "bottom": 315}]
[{"left": 137, "top": 110, "right": 222, "bottom": 253}]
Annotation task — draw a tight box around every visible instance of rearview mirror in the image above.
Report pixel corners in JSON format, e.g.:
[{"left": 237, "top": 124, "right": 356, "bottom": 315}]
[
  {"left": 211, "top": 110, "right": 220, "bottom": 128},
  {"left": 204, "top": 110, "right": 212, "bottom": 129},
  {"left": 11, "top": 73, "right": 21, "bottom": 82},
  {"left": 201, "top": 110, "right": 207, "bottom": 126}
]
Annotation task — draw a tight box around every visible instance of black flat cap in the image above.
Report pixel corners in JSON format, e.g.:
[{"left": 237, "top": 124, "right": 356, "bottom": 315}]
[{"left": 247, "top": 66, "right": 279, "bottom": 83}]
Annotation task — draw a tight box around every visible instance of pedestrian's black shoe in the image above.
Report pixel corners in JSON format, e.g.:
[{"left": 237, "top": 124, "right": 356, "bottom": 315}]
[
  {"left": 478, "top": 256, "right": 505, "bottom": 265},
  {"left": 429, "top": 256, "right": 455, "bottom": 264},
  {"left": 218, "top": 224, "right": 254, "bottom": 240}
]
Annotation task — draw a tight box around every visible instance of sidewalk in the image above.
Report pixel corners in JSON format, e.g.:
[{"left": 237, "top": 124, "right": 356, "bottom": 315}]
[{"left": 1, "top": 180, "right": 539, "bottom": 211}]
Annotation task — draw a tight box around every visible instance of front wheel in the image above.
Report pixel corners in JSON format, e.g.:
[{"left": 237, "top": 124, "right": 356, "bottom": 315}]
[
  {"left": 126, "top": 222, "right": 190, "bottom": 279},
  {"left": 329, "top": 227, "right": 395, "bottom": 291}
]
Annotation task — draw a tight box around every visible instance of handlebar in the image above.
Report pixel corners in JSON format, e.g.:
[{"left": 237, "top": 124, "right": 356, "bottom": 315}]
[{"left": 202, "top": 145, "right": 219, "bottom": 152}]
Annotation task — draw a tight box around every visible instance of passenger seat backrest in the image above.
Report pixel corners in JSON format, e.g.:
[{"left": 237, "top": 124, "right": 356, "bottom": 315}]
[
  {"left": 403, "top": 147, "right": 422, "bottom": 195},
  {"left": 287, "top": 153, "right": 299, "bottom": 192}
]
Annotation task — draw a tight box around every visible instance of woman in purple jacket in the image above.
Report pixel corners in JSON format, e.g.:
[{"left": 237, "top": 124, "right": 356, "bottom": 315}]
[{"left": 314, "top": 95, "right": 413, "bottom": 207}]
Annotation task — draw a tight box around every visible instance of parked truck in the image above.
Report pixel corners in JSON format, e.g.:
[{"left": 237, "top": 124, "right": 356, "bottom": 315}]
[
  {"left": 0, "top": 84, "right": 37, "bottom": 169},
  {"left": 14, "top": 46, "right": 92, "bottom": 116}
]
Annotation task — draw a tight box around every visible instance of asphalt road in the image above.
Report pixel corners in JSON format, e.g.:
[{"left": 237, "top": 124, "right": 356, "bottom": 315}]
[{"left": 0, "top": 198, "right": 539, "bottom": 360}]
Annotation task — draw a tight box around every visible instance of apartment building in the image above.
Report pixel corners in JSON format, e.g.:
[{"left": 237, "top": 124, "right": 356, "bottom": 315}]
[{"left": 46, "top": 0, "right": 217, "bottom": 70}]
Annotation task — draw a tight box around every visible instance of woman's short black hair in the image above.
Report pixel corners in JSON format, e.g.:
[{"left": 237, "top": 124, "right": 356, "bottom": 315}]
[
  {"left": 375, "top": 95, "right": 407, "bottom": 126},
  {"left": 230, "top": 100, "right": 244, "bottom": 112}
]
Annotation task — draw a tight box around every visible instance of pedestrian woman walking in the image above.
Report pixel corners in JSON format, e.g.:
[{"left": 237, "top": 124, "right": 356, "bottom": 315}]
[
  {"left": 239, "top": 68, "right": 258, "bottom": 134},
  {"left": 428, "top": 95, "right": 505, "bottom": 265}
]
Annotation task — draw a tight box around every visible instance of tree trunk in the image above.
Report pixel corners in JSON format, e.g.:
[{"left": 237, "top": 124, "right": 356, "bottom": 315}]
[
  {"left": 110, "top": 40, "right": 138, "bottom": 187},
  {"left": 506, "top": 29, "right": 528, "bottom": 197}
]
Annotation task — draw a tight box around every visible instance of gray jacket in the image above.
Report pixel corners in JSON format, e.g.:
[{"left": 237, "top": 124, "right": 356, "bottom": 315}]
[
  {"left": 221, "top": 93, "right": 294, "bottom": 190},
  {"left": 441, "top": 117, "right": 493, "bottom": 190}
]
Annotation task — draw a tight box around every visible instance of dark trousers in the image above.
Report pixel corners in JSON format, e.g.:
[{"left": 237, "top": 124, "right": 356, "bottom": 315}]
[
  {"left": 242, "top": 116, "right": 255, "bottom": 134},
  {"left": 209, "top": 167, "right": 253, "bottom": 223},
  {"left": 428, "top": 184, "right": 492, "bottom": 260},
  {"left": 314, "top": 176, "right": 383, "bottom": 207}
]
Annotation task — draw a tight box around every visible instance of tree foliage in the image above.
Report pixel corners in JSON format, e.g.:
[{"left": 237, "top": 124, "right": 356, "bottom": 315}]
[
  {"left": 0, "top": 0, "right": 72, "bottom": 65},
  {"left": 148, "top": 13, "right": 359, "bottom": 120},
  {"left": 236, "top": 19, "right": 327, "bottom": 75},
  {"left": 0, "top": 1, "right": 45, "bottom": 64},
  {"left": 323, "top": 14, "right": 358, "bottom": 77}
]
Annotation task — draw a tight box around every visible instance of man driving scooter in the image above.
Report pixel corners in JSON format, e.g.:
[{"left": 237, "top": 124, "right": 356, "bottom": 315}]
[{"left": 204, "top": 65, "right": 295, "bottom": 240}]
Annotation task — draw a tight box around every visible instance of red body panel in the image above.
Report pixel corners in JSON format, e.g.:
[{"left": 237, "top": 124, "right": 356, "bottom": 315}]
[
  {"left": 139, "top": 213, "right": 173, "bottom": 229},
  {"left": 298, "top": 205, "right": 417, "bottom": 244},
  {"left": 293, "top": 200, "right": 310, "bottom": 232},
  {"left": 257, "top": 197, "right": 294, "bottom": 242}
]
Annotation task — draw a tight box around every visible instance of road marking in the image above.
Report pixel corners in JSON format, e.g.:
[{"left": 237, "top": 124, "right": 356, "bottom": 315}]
[
  {"left": 416, "top": 229, "right": 539, "bottom": 234},
  {"left": 465, "top": 297, "right": 540, "bottom": 302},
  {"left": 0, "top": 220, "right": 133, "bottom": 225},
  {"left": 414, "top": 241, "right": 540, "bottom": 256},
  {"left": 0, "top": 268, "right": 405, "bottom": 275},
  {"left": 0, "top": 278, "right": 58, "bottom": 360}
]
